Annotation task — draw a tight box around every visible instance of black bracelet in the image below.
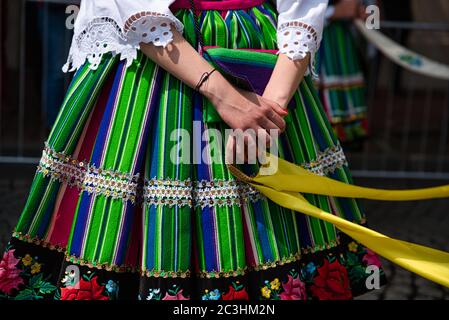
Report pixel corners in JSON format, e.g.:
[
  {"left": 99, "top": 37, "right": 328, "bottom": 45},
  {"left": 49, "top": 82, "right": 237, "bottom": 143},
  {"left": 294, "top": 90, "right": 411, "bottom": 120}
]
[{"left": 194, "top": 68, "right": 217, "bottom": 92}]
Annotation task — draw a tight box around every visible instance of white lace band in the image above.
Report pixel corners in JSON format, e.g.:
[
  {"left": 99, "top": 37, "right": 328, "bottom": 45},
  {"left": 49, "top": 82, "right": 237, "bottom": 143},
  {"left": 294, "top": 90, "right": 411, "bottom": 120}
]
[
  {"left": 277, "top": 21, "right": 320, "bottom": 77},
  {"left": 63, "top": 12, "right": 184, "bottom": 72},
  {"left": 37, "top": 143, "right": 347, "bottom": 208}
]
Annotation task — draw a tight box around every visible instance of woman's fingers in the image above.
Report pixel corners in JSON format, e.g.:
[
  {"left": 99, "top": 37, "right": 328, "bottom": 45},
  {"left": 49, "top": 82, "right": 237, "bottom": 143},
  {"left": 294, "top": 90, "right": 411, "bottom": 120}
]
[
  {"left": 264, "top": 98, "right": 288, "bottom": 117},
  {"left": 266, "top": 109, "right": 286, "bottom": 132},
  {"left": 225, "top": 127, "right": 276, "bottom": 164}
]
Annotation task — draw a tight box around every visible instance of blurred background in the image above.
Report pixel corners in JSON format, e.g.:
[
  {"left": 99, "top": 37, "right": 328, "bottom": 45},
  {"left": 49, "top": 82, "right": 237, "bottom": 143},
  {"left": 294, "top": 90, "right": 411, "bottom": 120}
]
[{"left": 0, "top": 0, "right": 448, "bottom": 299}]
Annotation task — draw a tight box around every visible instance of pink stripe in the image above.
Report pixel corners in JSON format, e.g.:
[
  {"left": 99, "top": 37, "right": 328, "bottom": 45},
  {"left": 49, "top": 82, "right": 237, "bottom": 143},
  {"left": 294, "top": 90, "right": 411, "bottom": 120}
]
[
  {"left": 47, "top": 71, "right": 115, "bottom": 246},
  {"left": 170, "top": 0, "right": 265, "bottom": 11},
  {"left": 124, "top": 207, "right": 142, "bottom": 267}
]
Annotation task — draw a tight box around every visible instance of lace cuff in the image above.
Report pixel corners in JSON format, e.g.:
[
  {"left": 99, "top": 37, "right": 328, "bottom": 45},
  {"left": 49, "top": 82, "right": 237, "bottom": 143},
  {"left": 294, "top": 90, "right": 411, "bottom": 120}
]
[
  {"left": 277, "top": 21, "right": 320, "bottom": 77},
  {"left": 63, "top": 12, "right": 184, "bottom": 73}
]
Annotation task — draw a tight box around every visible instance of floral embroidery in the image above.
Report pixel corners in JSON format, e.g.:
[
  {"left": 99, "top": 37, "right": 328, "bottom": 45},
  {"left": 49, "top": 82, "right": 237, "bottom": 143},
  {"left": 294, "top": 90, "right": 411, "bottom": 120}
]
[
  {"left": 304, "top": 262, "right": 317, "bottom": 278},
  {"left": 145, "top": 288, "right": 161, "bottom": 300},
  {"left": 347, "top": 242, "right": 358, "bottom": 253},
  {"left": 0, "top": 249, "right": 25, "bottom": 295},
  {"left": 310, "top": 259, "right": 352, "bottom": 300},
  {"left": 144, "top": 285, "right": 189, "bottom": 300},
  {"left": 162, "top": 290, "right": 189, "bottom": 300},
  {"left": 21, "top": 254, "right": 33, "bottom": 267},
  {"left": 340, "top": 238, "right": 385, "bottom": 290},
  {"left": 362, "top": 249, "right": 382, "bottom": 268},
  {"left": 162, "top": 285, "right": 189, "bottom": 300},
  {"left": 270, "top": 278, "right": 281, "bottom": 291},
  {"left": 261, "top": 270, "right": 306, "bottom": 300},
  {"left": 105, "top": 280, "right": 119, "bottom": 299},
  {"left": 0, "top": 248, "right": 57, "bottom": 300},
  {"left": 279, "top": 274, "right": 307, "bottom": 300},
  {"left": 60, "top": 275, "right": 108, "bottom": 300},
  {"left": 261, "top": 286, "right": 271, "bottom": 299},
  {"left": 221, "top": 282, "right": 249, "bottom": 300},
  {"left": 30, "top": 263, "right": 42, "bottom": 275},
  {"left": 202, "top": 288, "right": 221, "bottom": 300}
]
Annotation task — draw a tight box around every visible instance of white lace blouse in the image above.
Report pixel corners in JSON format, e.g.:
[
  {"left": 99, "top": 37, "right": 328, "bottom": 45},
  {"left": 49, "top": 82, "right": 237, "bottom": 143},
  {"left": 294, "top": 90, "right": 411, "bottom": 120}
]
[{"left": 63, "top": 0, "right": 328, "bottom": 73}]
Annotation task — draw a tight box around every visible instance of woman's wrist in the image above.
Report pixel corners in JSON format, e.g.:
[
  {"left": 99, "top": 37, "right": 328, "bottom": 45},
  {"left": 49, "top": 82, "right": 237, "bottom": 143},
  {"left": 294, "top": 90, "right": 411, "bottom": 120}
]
[
  {"left": 263, "top": 53, "right": 310, "bottom": 109},
  {"left": 199, "top": 71, "right": 236, "bottom": 110},
  {"left": 262, "top": 91, "right": 290, "bottom": 109}
]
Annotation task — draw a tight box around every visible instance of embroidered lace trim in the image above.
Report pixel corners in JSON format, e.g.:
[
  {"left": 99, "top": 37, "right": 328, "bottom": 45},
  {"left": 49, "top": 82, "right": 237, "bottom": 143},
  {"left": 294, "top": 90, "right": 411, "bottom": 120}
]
[
  {"left": 63, "top": 12, "right": 184, "bottom": 72},
  {"left": 277, "top": 21, "right": 320, "bottom": 77},
  {"left": 37, "top": 143, "right": 347, "bottom": 207}
]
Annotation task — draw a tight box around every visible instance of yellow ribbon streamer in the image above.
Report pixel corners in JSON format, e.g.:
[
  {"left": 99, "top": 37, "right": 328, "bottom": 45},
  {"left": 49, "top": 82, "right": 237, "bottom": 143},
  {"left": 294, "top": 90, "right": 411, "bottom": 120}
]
[{"left": 228, "top": 154, "right": 449, "bottom": 288}]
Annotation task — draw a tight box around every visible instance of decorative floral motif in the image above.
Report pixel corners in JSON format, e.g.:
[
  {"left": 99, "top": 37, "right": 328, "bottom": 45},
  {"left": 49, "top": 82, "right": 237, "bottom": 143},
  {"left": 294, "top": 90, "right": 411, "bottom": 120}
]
[
  {"left": 304, "top": 262, "right": 317, "bottom": 277},
  {"left": 348, "top": 242, "right": 358, "bottom": 253},
  {"left": 144, "top": 285, "right": 189, "bottom": 300},
  {"left": 105, "top": 280, "right": 119, "bottom": 299},
  {"left": 221, "top": 282, "right": 249, "bottom": 300},
  {"left": 261, "top": 286, "right": 272, "bottom": 299},
  {"left": 260, "top": 270, "right": 306, "bottom": 300},
  {"left": 0, "top": 249, "right": 24, "bottom": 295},
  {"left": 145, "top": 288, "right": 161, "bottom": 300},
  {"left": 362, "top": 249, "right": 382, "bottom": 268},
  {"left": 310, "top": 259, "right": 352, "bottom": 300},
  {"left": 21, "top": 254, "right": 33, "bottom": 267},
  {"left": 0, "top": 248, "right": 57, "bottom": 300},
  {"left": 279, "top": 274, "right": 307, "bottom": 300},
  {"left": 162, "top": 289, "right": 189, "bottom": 300},
  {"left": 202, "top": 289, "right": 221, "bottom": 300},
  {"left": 60, "top": 276, "right": 109, "bottom": 300}
]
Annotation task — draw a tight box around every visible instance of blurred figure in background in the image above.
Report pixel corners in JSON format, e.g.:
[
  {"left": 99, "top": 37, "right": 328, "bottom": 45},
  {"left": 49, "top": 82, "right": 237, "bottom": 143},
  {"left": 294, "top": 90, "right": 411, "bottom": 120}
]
[
  {"left": 36, "top": 0, "right": 73, "bottom": 129},
  {"left": 315, "top": 0, "right": 370, "bottom": 150},
  {"left": 379, "top": 0, "right": 413, "bottom": 93}
]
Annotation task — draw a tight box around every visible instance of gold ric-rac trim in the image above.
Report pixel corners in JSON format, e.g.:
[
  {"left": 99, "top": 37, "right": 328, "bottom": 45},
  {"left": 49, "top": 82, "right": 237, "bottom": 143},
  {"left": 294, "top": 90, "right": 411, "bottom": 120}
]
[{"left": 12, "top": 231, "right": 66, "bottom": 253}]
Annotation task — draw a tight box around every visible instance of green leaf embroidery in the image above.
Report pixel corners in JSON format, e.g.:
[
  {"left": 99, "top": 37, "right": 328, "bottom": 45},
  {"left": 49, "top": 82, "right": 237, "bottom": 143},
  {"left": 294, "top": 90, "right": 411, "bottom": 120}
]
[
  {"left": 39, "top": 282, "right": 57, "bottom": 294},
  {"left": 14, "top": 289, "right": 35, "bottom": 300},
  {"left": 29, "top": 273, "right": 44, "bottom": 288}
]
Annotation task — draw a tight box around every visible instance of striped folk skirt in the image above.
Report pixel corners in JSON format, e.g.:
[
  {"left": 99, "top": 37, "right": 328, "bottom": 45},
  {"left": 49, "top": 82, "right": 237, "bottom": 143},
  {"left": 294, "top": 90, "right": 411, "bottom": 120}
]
[
  {"left": 0, "top": 2, "right": 385, "bottom": 300},
  {"left": 316, "top": 21, "right": 368, "bottom": 145}
]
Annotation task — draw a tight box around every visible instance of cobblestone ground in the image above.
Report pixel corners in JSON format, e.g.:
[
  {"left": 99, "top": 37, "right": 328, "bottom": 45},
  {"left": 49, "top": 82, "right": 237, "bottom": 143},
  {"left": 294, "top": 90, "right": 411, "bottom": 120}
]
[{"left": 0, "top": 176, "right": 448, "bottom": 300}]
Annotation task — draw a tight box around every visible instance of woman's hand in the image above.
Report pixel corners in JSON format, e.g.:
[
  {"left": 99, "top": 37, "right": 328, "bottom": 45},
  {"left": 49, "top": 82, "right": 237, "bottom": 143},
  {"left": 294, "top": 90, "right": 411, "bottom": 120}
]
[
  {"left": 202, "top": 74, "right": 288, "bottom": 163},
  {"left": 203, "top": 75, "right": 287, "bottom": 134},
  {"left": 140, "top": 28, "right": 288, "bottom": 163}
]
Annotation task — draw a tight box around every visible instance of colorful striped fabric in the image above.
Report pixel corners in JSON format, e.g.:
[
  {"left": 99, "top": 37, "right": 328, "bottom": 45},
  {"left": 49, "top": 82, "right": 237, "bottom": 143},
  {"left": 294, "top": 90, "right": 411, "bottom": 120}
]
[
  {"left": 316, "top": 21, "right": 368, "bottom": 144},
  {"left": 1, "top": 1, "right": 385, "bottom": 301}
]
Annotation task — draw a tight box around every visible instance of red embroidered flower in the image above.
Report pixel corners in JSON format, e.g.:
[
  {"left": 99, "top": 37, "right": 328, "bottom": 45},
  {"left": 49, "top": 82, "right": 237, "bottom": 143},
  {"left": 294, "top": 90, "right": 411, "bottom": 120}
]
[
  {"left": 310, "top": 259, "right": 352, "bottom": 300},
  {"left": 161, "top": 289, "right": 189, "bottom": 300},
  {"left": 279, "top": 275, "right": 307, "bottom": 300},
  {"left": 362, "top": 249, "right": 382, "bottom": 268},
  {"left": 222, "top": 285, "right": 249, "bottom": 300},
  {"left": 0, "top": 249, "right": 24, "bottom": 295},
  {"left": 60, "top": 276, "right": 109, "bottom": 300}
]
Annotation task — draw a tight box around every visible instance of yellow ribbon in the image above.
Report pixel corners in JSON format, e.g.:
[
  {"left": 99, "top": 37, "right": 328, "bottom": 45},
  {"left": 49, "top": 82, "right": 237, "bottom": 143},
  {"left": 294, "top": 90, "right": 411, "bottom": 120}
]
[{"left": 228, "top": 154, "right": 449, "bottom": 288}]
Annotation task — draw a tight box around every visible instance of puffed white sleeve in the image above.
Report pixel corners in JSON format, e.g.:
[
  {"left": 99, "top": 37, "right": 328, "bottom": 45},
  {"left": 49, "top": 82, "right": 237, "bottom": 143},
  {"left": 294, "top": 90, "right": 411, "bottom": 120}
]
[
  {"left": 63, "top": 0, "right": 184, "bottom": 72},
  {"left": 276, "top": 0, "right": 328, "bottom": 76}
]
